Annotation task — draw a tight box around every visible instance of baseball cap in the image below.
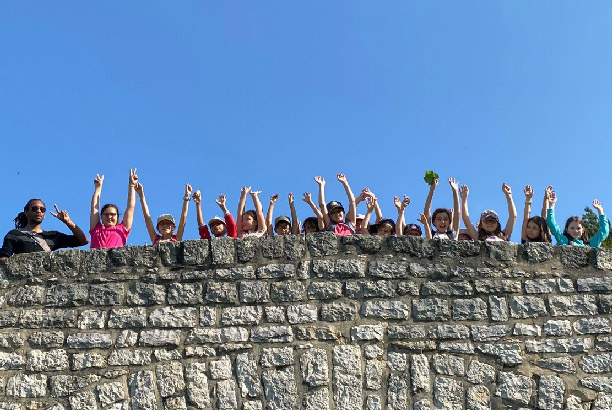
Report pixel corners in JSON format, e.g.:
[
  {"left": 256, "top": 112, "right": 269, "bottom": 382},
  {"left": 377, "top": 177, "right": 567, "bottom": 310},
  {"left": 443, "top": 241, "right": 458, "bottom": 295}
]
[
  {"left": 480, "top": 209, "right": 499, "bottom": 222},
  {"left": 156, "top": 214, "right": 175, "bottom": 227},
  {"left": 326, "top": 201, "right": 344, "bottom": 213},
  {"left": 274, "top": 216, "right": 291, "bottom": 227},
  {"left": 208, "top": 216, "right": 226, "bottom": 227},
  {"left": 403, "top": 223, "right": 422, "bottom": 235}
]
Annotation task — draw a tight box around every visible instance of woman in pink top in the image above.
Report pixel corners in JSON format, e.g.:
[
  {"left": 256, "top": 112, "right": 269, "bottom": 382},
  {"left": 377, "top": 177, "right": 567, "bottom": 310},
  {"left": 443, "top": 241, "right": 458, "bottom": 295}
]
[{"left": 89, "top": 169, "right": 138, "bottom": 249}]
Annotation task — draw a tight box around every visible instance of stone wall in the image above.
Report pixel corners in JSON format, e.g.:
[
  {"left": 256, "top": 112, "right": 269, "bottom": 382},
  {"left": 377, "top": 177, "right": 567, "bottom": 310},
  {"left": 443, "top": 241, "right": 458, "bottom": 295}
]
[{"left": 0, "top": 234, "right": 611, "bottom": 409}]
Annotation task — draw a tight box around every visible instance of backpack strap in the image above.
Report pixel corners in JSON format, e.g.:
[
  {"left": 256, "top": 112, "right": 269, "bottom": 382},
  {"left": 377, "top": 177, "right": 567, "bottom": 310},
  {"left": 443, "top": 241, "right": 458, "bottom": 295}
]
[{"left": 19, "top": 229, "right": 52, "bottom": 252}]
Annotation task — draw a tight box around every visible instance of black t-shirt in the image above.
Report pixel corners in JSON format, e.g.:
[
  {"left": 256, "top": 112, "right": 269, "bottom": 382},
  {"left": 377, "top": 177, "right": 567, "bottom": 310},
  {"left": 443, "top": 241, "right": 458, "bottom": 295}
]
[{"left": 0, "top": 229, "right": 82, "bottom": 258}]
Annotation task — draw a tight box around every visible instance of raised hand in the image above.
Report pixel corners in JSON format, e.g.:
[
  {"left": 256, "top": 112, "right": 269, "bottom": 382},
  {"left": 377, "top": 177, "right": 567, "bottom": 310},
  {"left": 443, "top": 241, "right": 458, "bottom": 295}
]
[
  {"left": 250, "top": 190, "right": 262, "bottom": 198},
  {"left": 593, "top": 199, "right": 604, "bottom": 214},
  {"left": 94, "top": 174, "right": 104, "bottom": 188},
  {"left": 215, "top": 194, "right": 226, "bottom": 207},
  {"left": 460, "top": 185, "right": 469, "bottom": 199},
  {"left": 50, "top": 204, "right": 71, "bottom": 224},
  {"left": 430, "top": 178, "right": 439, "bottom": 189},
  {"left": 129, "top": 168, "right": 139, "bottom": 187},
  {"left": 366, "top": 197, "right": 377, "bottom": 212},
  {"left": 419, "top": 213, "right": 428, "bottom": 225},
  {"left": 337, "top": 173, "right": 347, "bottom": 184},
  {"left": 184, "top": 184, "right": 193, "bottom": 199},
  {"left": 192, "top": 190, "right": 202, "bottom": 204},
  {"left": 241, "top": 186, "right": 252, "bottom": 196},
  {"left": 448, "top": 177, "right": 458, "bottom": 191},
  {"left": 394, "top": 196, "right": 402, "bottom": 210},
  {"left": 524, "top": 185, "right": 534, "bottom": 200},
  {"left": 269, "top": 194, "right": 279, "bottom": 204},
  {"left": 302, "top": 192, "right": 313, "bottom": 203},
  {"left": 548, "top": 191, "right": 557, "bottom": 206},
  {"left": 288, "top": 193, "right": 294, "bottom": 205},
  {"left": 314, "top": 176, "right": 325, "bottom": 186},
  {"left": 401, "top": 196, "right": 410, "bottom": 209},
  {"left": 134, "top": 183, "right": 144, "bottom": 196},
  {"left": 502, "top": 183, "right": 512, "bottom": 196}
]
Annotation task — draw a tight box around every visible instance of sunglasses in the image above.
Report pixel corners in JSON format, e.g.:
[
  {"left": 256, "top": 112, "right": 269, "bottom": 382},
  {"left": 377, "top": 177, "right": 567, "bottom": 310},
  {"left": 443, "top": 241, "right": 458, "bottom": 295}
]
[{"left": 30, "top": 206, "right": 46, "bottom": 213}]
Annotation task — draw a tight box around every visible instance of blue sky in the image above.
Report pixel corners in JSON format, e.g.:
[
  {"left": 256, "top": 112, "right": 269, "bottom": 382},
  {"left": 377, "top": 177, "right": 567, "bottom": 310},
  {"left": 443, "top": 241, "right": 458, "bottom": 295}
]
[{"left": 1, "top": 2, "right": 612, "bottom": 245}]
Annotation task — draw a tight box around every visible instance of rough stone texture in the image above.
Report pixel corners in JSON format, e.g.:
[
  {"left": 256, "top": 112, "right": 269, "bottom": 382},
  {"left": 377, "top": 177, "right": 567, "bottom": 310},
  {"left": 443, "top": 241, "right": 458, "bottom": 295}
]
[{"left": 1, "top": 235, "right": 612, "bottom": 409}]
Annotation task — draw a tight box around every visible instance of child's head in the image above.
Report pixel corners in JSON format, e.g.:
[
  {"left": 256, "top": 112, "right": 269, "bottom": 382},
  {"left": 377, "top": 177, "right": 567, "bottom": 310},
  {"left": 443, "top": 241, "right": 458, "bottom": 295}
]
[
  {"left": 355, "top": 213, "right": 367, "bottom": 234},
  {"left": 209, "top": 216, "right": 227, "bottom": 237},
  {"left": 525, "top": 216, "right": 551, "bottom": 243},
  {"left": 563, "top": 216, "right": 589, "bottom": 243},
  {"left": 274, "top": 216, "right": 291, "bottom": 236},
  {"left": 432, "top": 208, "right": 452, "bottom": 233},
  {"left": 101, "top": 204, "right": 121, "bottom": 227},
  {"left": 156, "top": 214, "right": 176, "bottom": 238},
  {"left": 403, "top": 223, "right": 422, "bottom": 237},
  {"left": 242, "top": 210, "right": 258, "bottom": 232},
  {"left": 375, "top": 219, "right": 396, "bottom": 237},
  {"left": 458, "top": 229, "right": 472, "bottom": 240},
  {"left": 302, "top": 217, "right": 320, "bottom": 234},
  {"left": 478, "top": 209, "right": 505, "bottom": 240},
  {"left": 326, "top": 201, "right": 345, "bottom": 224}
]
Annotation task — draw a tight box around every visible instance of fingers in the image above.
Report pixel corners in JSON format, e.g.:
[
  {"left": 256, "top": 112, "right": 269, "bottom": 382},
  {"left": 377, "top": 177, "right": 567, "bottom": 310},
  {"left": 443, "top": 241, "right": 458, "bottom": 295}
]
[{"left": 54, "top": 204, "right": 61, "bottom": 213}]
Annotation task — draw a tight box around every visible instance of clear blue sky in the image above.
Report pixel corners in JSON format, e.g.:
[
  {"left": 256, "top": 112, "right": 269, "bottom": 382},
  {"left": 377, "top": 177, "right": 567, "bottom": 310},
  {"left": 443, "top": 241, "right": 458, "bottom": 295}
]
[{"left": 1, "top": 2, "right": 611, "bottom": 246}]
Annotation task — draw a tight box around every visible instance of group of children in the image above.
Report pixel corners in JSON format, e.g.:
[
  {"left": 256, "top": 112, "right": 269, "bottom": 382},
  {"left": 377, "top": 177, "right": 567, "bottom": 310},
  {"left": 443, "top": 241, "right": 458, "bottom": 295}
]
[{"left": 1, "top": 169, "right": 609, "bottom": 261}]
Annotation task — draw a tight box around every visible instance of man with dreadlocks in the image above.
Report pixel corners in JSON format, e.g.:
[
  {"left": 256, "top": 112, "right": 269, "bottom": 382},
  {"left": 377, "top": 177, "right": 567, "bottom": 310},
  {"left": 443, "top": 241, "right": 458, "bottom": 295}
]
[{"left": 0, "top": 199, "right": 89, "bottom": 263}]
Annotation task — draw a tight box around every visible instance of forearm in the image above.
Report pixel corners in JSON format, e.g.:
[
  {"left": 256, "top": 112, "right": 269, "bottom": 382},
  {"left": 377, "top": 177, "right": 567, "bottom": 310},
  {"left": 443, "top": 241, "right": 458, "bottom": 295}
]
[
  {"left": 424, "top": 187, "right": 435, "bottom": 220},
  {"left": 90, "top": 188, "right": 102, "bottom": 229},
  {"left": 266, "top": 203, "right": 275, "bottom": 235},
  {"left": 452, "top": 189, "right": 460, "bottom": 231},
  {"left": 343, "top": 183, "right": 357, "bottom": 225},
  {"left": 253, "top": 197, "right": 266, "bottom": 233},
  {"left": 290, "top": 204, "right": 299, "bottom": 234},
  {"left": 461, "top": 199, "right": 478, "bottom": 240},
  {"left": 521, "top": 203, "right": 531, "bottom": 241},
  {"left": 66, "top": 220, "right": 89, "bottom": 246},
  {"left": 374, "top": 202, "right": 383, "bottom": 224},
  {"left": 123, "top": 184, "right": 136, "bottom": 229},
  {"left": 504, "top": 195, "right": 517, "bottom": 238},
  {"left": 176, "top": 199, "right": 190, "bottom": 241},
  {"left": 196, "top": 203, "right": 204, "bottom": 227},
  {"left": 396, "top": 209, "right": 405, "bottom": 236}
]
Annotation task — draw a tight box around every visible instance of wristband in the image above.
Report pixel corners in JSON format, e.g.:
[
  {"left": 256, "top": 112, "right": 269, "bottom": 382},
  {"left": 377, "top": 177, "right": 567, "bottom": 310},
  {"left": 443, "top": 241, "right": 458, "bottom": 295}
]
[
  {"left": 183, "top": 196, "right": 191, "bottom": 201},
  {"left": 525, "top": 201, "right": 532, "bottom": 205}
]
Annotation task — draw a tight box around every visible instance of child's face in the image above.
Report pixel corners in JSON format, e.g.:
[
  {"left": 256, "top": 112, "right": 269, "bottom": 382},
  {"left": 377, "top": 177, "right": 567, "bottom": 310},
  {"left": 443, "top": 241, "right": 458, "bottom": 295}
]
[
  {"left": 566, "top": 221, "right": 584, "bottom": 239},
  {"left": 275, "top": 222, "right": 291, "bottom": 236},
  {"left": 330, "top": 209, "right": 344, "bottom": 223},
  {"left": 304, "top": 222, "right": 318, "bottom": 234},
  {"left": 242, "top": 214, "right": 256, "bottom": 231},
  {"left": 157, "top": 221, "right": 175, "bottom": 236},
  {"left": 406, "top": 229, "right": 421, "bottom": 237},
  {"left": 481, "top": 217, "right": 499, "bottom": 233},
  {"left": 355, "top": 218, "right": 366, "bottom": 234},
  {"left": 376, "top": 224, "right": 394, "bottom": 237},
  {"left": 526, "top": 220, "right": 542, "bottom": 240},
  {"left": 433, "top": 212, "right": 450, "bottom": 232},
  {"left": 458, "top": 233, "right": 471, "bottom": 240},
  {"left": 210, "top": 222, "right": 227, "bottom": 237}
]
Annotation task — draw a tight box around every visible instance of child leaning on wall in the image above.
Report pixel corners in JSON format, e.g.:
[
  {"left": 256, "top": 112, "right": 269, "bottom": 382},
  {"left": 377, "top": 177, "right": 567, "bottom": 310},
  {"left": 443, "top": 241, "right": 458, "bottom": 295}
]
[
  {"left": 193, "top": 190, "right": 237, "bottom": 239},
  {"left": 315, "top": 173, "right": 357, "bottom": 236}
]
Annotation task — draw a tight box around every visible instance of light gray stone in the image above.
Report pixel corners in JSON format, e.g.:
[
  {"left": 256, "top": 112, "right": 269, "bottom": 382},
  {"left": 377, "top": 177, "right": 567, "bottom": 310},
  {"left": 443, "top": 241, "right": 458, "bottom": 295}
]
[
  {"left": 581, "top": 377, "right": 612, "bottom": 393},
  {"left": 467, "top": 360, "right": 496, "bottom": 384},
  {"left": 412, "top": 298, "right": 450, "bottom": 321},
  {"left": 538, "top": 375, "right": 565, "bottom": 410},
  {"left": 108, "top": 349, "right": 151, "bottom": 366},
  {"left": 432, "top": 354, "right": 464, "bottom": 376},
  {"left": 495, "top": 372, "right": 532, "bottom": 405},
  {"left": 304, "top": 388, "right": 331, "bottom": 410},
  {"left": 0, "top": 352, "right": 24, "bottom": 370},
  {"left": 97, "top": 382, "right": 125, "bottom": 406},
  {"left": 387, "top": 375, "right": 408, "bottom": 410},
  {"left": 351, "top": 324, "right": 384, "bottom": 341},
  {"left": 116, "top": 329, "right": 138, "bottom": 347},
  {"left": 411, "top": 354, "right": 430, "bottom": 393},
  {"left": 471, "top": 325, "right": 510, "bottom": 342},
  {"left": 525, "top": 338, "right": 592, "bottom": 353},
  {"left": 365, "top": 360, "right": 383, "bottom": 390},
  {"left": 477, "top": 343, "right": 522, "bottom": 365},
  {"left": 50, "top": 374, "right": 101, "bottom": 398},
  {"left": 26, "top": 348, "right": 69, "bottom": 371},
  {"left": 140, "top": 329, "right": 181, "bottom": 347},
  {"left": 156, "top": 361, "right": 185, "bottom": 397},
  {"left": 467, "top": 385, "right": 490, "bottom": 410},
  {"left": 544, "top": 320, "right": 573, "bottom": 337},
  {"left": 6, "top": 374, "right": 47, "bottom": 398},
  {"left": 149, "top": 307, "right": 197, "bottom": 327},
  {"left": 524, "top": 278, "right": 556, "bottom": 293},
  {"left": 77, "top": 309, "right": 106, "bottom": 329},
  {"left": 215, "top": 379, "right": 238, "bottom": 410},
  {"left": 388, "top": 325, "right": 426, "bottom": 339},
  {"left": 333, "top": 345, "right": 362, "bottom": 410},
  {"left": 72, "top": 352, "right": 107, "bottom": 370},
  {"left": 452, "top": 298, "right": 488, "bottom": 320},
  {"left": 69, "top": 391, "right": 98, "bottom": 410},
  {"left": 286, "top": 304, "right": 318, "bottom": 324},
  {"left": 262, "top": 367, "right": 297, "bottom": 410},
  {"left": 221, "top": 306, "right": 263, "bottom": 326},
  {"left": 549, "top": 295, "right": 598, "bottom": 316},
  {"left": 251, "top": 326, "right": 293, "bottom": 343},
  {"left": 513, "top": 323, "right": 541, "bottom": 336},
  {"left": 260, "top": 347, "right": 294, "bottom": 368},
  {"left": 108, "top": 307, "right": 147, "bottom": 328},
  {"left": 574, "top": 318, "right": 611, "bottom": 334},
  {"left": 185, "top": 362, "right": 210, "bottom": 409},
  {"left": 301, "top": 348, "right": 328, "bottom": 387},
  {"left": 581, "top": 353, "right": 612, "bottom": 373},
  {"left": 236, "top": 352, "right": 262, "bottom": 397},
  {"left": 509, "top": 296, "right": 548, "bottom": 318},
  {"left": 535, "top": 356, "right": 576, "bottom": 374},
  {"left": 489, "top": 296, "right": 508, "bottom": 322},
  {"left": 210, "top": 357, "right": 233, "bottom": 379},
  {"left": 428, "top": 325, "right": 470, "bottom": 340},
  {"left": 388, "top": 352, "right": 407, "bottom": 372},
  {"left": 434, "top": 376, "right": 463, "bottom": 410}
]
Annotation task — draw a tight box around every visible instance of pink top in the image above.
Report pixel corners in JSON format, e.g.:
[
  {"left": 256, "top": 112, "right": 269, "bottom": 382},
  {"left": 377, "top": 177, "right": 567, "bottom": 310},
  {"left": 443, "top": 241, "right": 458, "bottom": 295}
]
[
  {"left": 333, "top": 222, "right": 354, "bottom": 237},
  {"left": 153, "top": 234, "right": 177, "bottom": 245},
  {"left": 90, "top": 222, "right": 130, "bottom": 249}
]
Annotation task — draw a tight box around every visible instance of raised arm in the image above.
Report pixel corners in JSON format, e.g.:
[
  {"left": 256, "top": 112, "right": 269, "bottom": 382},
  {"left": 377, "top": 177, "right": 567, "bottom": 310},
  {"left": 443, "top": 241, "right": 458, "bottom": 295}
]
[
  {"left": 50, "top": 204, "right": 89, "bottom": 246},
  {"left": 394, "top": 196, "right": 404, "bottom": 236},
  {"left": 302, "top": 192, "right": 325, "bottom": 230},
  {"left": 541, "top": 185, "right": 551, "bottom": 219},
  {"left": 449, "top": 178, "right": 460, "bottom": 232},
  {"left": 338, "top": 173, "right": 356, "bottom": 227},
  {"left": 122, "top": 168, "right": 138, "bottom": 230},
  {"left": 134, "top": 182, "right": 157, "bottom": 242},
  {"left": 250, "top": 190, "right": 266, "bottom": 233},
  {"left": 237, "top": 186, "right": 251, "bottom": 237},
  {"left": 176, "top": 184, "right": 192, "bottom": 242},
  {"left": 315, "top": 176, "right": 329, "bottom": 229},
  {"left": 545, "top": 190, "right": 566, "bottom": 245},
  {"left": 289, "top": 193, "right": 299, "bottom": 234},
  {"left": 521, "top": 185, "right": 534, "bottom": 242},
  {"left": 266, "top": 194, "right": 279, "bottom": 236},
  {"left": 361, "top": 197, "right": 376, "bottom": 236},
  {"left": 419, "top": 213, "right": 432, "bottom": 239},
  {"left": 460, "top": 185, "right": 478, "bottom": 240},
  {"left": 363, "top": 188, "right": 383, "bottom": 223},
  {"left": 424, "top": 178, "right": 438, "bottom": 222},
  {"left": 502, "top": 183, "right": 517, "bottom": 240},
  {"left": 193, "top": 190, "right": 204, "bottom": 227},
  {"left": 216, "top": 194, "right": 236, "bottom": 238},
  {"left": 590, "top": 199, "right": 609, "bottom": 247},
  {"left": 90, "top": 174, "right": 104, "bottom": 230}
]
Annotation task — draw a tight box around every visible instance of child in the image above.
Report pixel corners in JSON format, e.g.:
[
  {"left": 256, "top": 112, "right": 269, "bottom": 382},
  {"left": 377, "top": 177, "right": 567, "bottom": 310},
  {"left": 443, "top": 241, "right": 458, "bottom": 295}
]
[
  {"left": 546, "top": 189, "right": 609, "bottom": 247},
  {"left": 135, "top": 182, "right": 191, "bottom": 244},
  {"left": 394, "top": 195, "right": 424, "bottom": 237},
  {"left": 460, "top": 183, "right": 517, "bottom": 242},
  {"left": 89, "top": 169, "right": 138, "bottom": 249},
  {"left": 193, "top": 191, "right": 237, "bottom": 239},
  {"left": 237, "top": 187, "right": 266, "bottom": 238},
  {"left": 424, "top": 177, "right": 461, "bottom": 240},
  {"left": 362, "top": 197, "right": 396, "bottom": 236},
  {"left": 355, "top": 188, "right": 382, "bottom": 234},
  {"left": 315, "top": 174, "right": 357, "bottom": 236},
  {"left": 301, "top": 192, "right": 325, "bottom": 234},
  {"left": 521, "top": 185, "right": 551, "bottom": 243},
  {"left": 266, "top": 194, "right": 299, "bottom": 236}
]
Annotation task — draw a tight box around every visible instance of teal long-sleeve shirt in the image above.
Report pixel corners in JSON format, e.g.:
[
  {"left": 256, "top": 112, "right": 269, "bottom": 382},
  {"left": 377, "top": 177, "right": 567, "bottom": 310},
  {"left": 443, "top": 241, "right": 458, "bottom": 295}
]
[{"left": 546, "top": 208, "right": 610, "bottom": 247}]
